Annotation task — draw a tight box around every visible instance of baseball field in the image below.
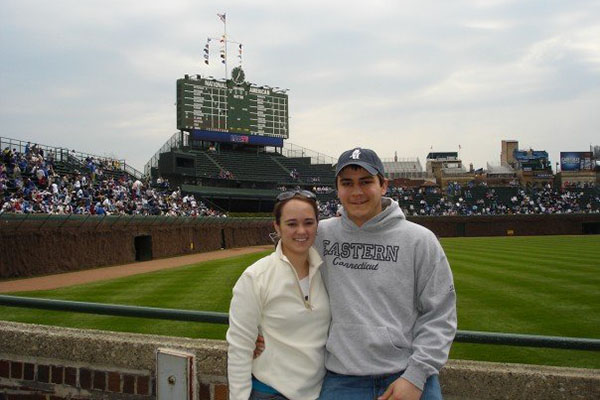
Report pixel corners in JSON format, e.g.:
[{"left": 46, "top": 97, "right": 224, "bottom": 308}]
[{"left": 1, "top": 235, "right": 598, "bottom": 369}]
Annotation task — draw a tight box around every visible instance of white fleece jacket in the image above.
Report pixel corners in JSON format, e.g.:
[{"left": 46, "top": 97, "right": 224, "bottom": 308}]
[{"left": 226, "top": 242, "right": 331, "bottom": 400}]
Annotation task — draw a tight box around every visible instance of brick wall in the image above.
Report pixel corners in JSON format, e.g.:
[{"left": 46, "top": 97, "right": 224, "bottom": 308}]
[
  {"left": 0, "top": 321, "right": 228, "bottom": 400},
  {"left": 0, "top": 358, "right": 154, "bottom": 399},
  {"left": 0, "top": 357, "right": 232, "bottom": 400}
]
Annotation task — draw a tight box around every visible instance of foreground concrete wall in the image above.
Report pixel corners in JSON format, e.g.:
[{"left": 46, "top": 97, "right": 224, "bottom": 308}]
[{"left": 0, "top": 322, "right": 598, "bottom": 400}]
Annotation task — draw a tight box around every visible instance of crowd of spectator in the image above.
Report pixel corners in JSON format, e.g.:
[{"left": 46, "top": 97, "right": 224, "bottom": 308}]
[
  {"left": 308, "top": 181, "right": 599, "bottom": 219},
  {"left": 387, "top": 181, "right": 600, "bottom": 217},
  {"left": 2, "top": 143, "right": 599, "bottom": 219},
  {"left": 318, "top": 199, "right": 341, "bottom": 219},
  {"left": 1, "top": 145, "right": 226, "bottom": 217},
  {"left": 313, "top": 185, "right": 334, "bottom": 194}
]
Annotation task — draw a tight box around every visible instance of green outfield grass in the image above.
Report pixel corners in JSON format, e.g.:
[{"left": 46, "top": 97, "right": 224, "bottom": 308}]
[{"left": 1, "top": 235, "right": 599, "bottom": 368}]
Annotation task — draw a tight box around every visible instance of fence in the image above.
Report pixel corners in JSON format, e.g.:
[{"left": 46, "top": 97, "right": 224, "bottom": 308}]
[
  {"left": 1, "top": 136, "right": 143, "bottom": 179},
  {"left": 1, "top": 295, "right": 598, "bottom": 351},
  {"left": 143, "top": 131, "right": 188, "bottom": 177}
]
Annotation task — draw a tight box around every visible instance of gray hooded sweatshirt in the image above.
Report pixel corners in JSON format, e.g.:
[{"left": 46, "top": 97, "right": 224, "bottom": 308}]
[{"left": 314, "top": 197, "right": 457, "bottom": 390}]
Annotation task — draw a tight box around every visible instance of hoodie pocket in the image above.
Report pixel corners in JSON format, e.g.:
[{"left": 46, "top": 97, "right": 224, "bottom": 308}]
[{"left": 326, "top": 322, "right": 410, "bottom": 374}]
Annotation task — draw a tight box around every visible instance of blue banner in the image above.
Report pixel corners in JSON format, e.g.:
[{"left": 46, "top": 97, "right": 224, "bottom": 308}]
[
  {"left": 560, "top": 152, "right": 593, "bottom": 171},
  {"left": 190, "top": 129, "right": 284, "bottom": 147}
]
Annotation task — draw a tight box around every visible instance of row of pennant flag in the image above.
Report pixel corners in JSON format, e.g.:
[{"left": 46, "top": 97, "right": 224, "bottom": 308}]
[
  {"left": 203, "top": 39, "right": 242, "bottom": 65},
  {"left": 203, "top": 13, "right": 242, "bottom": 65}
]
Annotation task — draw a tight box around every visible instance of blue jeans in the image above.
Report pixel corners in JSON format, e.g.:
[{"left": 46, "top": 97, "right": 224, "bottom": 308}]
[
  {"left": 319, "top": 371, "right": 443, "bottom": 400},
  {"left": 249, "top": 390, "right": 289, "bottom": 400}
]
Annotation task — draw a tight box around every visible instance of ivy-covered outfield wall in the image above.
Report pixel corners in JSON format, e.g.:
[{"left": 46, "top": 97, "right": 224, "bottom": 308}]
[
  {"left": 0, "top": 215, "right": 272, "bottom": 279},
  {"left": 1, "top": 214, "right": 599, "bottom": 279}
]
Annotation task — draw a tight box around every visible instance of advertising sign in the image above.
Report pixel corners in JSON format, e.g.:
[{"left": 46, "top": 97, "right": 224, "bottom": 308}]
[{"left": 560, "top": 152, "right": 593, "bottom": 171}]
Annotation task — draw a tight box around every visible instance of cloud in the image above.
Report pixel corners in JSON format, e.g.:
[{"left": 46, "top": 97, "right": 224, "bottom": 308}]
[{"left": 1, "top": 0, "right": 599, "bottom": 173}]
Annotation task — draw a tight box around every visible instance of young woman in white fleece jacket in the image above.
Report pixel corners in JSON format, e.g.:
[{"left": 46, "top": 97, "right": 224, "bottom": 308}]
[{"left": 226, "top": 190, "right": 330, "bottom": 400}]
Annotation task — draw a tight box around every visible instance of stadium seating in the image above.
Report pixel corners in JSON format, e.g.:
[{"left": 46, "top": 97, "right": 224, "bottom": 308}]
[{"left": 173, "top": 148, "right": 335, "bottom": 186}]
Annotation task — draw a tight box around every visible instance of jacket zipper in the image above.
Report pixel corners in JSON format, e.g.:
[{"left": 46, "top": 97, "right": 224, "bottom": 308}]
[{"left": 287, "top": 262, "right": 313, "bottom": 310}]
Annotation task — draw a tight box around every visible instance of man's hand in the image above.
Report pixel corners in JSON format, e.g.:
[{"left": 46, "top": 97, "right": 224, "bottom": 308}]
[
  {"left": 377, "top": 377, "right": 422, "bottom": 400},
  {"left": 253, "top": 335, "right": 265, "bottom": 359}
]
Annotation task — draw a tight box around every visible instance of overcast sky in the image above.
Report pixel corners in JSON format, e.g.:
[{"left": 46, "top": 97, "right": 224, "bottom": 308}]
[{"left": 1, "top": 0, "right": 599, "bottom": 172}]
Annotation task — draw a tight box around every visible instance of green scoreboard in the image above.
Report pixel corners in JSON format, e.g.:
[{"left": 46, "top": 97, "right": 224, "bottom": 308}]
[{"left": 176, "top": 69, "right": 289, "bottom": 139}]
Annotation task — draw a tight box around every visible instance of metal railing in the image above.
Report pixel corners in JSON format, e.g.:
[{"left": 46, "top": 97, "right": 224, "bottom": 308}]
[
  {"left": 144, "top": 131, "right": 189, "bottom": 177},
  {"left": 1, "top": 136, "right": 143, "bottom": 179},
  {"left": 265, "top": 142, "right": 336, "bottom": 165},
  {"left": 0, "top": 295, "right": 598, "bottom": 351}
]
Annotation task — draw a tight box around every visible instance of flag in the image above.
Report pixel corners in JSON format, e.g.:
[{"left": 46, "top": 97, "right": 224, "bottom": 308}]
[
  {"left": 459, "top": 145, "right": 462, "bottom": 150},
  {"left": 217, "top": 13, "right": 226, "bottom": 23},
  {"left": 204, "top": 39, "right": 210, "bottom": 65}
]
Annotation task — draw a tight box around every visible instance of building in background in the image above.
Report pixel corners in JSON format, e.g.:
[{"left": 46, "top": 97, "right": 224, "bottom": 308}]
[
  {"left": 498, "top": 140, "right": 553, "bottom": 187},
  {"left": 512, "top": 149, "right": 553, "bottom": 187},
  {"left": 501, "top": 140, "right": 519, "bottom": 168},
  {"left": 426, "top": 152, "right": 475, "bottom": 187},
  {"left": 485, "top": 163, "right": 518, "bottom": 186}
]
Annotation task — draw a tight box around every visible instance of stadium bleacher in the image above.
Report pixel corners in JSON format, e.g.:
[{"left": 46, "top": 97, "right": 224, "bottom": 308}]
[
  {"left": 0, "top": 137, "right": 225, "bottom": 217},
  {"left": 3, "top": 135, "right": 599, "bottom": 217}
]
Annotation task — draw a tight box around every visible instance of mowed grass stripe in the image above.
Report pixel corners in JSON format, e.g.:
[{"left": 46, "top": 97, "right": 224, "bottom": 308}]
[
  {"left": 444, "top": 236, "right": 600, "bottom": 258},
  {"left": 448, "top": 252, "right": 599, "bottom": 290},
  {"left": 454, "top": 271, "right": 598, "bottom": 337},
  {"left": 447, "top": 244, "right": 599, "bottom": 288},
  {"left": 442, "top": 236, "right": 600, "bottom": 262},
  {"left": 442, "top": 236, "right": 599, "bottom": 341},
  {"left": 450, "top": 242, "right": 599, "bottom": 337},
  {"left": 445, "top": 244, "right": 599, "bottom": 267},
  {"left": 441, "top": 236, "right": 600, "bottom": 276},
  {"left": 449, "top": 248, "right": 599, "bottom": 270},
  {"left": 454, "top": 269, "right": 599, "bottom": 312},
  {"left": 441, "top": 234, "right": 600, "bottom": 251}
]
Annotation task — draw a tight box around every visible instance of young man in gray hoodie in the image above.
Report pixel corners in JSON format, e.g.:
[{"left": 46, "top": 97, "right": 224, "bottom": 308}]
[{"left": 314, "top": 147, "right": 457, "bottom": 400}]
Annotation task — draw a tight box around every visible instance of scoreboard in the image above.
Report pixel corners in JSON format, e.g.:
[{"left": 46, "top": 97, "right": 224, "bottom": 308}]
[{"left": 176, "top": 73, "right": 289, "bottom": 139}]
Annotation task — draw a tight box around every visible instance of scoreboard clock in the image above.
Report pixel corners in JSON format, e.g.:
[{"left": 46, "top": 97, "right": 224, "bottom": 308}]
[{"left": 176, "top": 68, "right": 289, "bottom": 139}]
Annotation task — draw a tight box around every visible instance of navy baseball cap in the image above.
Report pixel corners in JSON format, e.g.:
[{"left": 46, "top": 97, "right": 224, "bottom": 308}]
[{"left": 335, "top": 148, "right": 385, "bottom": 177}]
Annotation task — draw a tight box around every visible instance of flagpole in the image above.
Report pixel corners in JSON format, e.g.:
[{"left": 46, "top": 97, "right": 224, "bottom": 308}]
[{"left": 224, "top": 16, "right": 228, "bottom": 79}]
